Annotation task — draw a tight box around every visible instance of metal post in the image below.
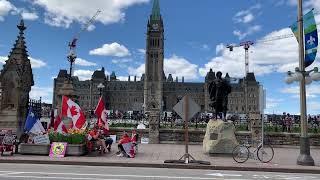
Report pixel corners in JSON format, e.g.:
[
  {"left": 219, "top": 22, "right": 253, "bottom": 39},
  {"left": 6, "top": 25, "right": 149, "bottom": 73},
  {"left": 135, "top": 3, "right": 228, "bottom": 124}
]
[
  {"left": 69, "top": 59, "right": 73, "bottom": 80},
  {"left": 296, "top": 0, "right": 315, "bottom": 166},
  {"left": 244, "top": 45, "right": 249, "bottom": 74},
  {"left": 245, "top": 80, "right": 249, "bottom": 130},
  {"left": 184, "top": 94, "right": 189, "bottom": 163}
]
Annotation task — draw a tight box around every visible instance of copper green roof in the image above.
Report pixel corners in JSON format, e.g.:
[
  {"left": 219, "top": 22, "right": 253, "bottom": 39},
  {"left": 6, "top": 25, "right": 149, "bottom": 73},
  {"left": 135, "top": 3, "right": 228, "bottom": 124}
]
[
  {"left": 151, "top": 0, "right": 160, "bottom": 20},
  {"left": 111, "top": 71, "right": 116, "bottom": 77}
]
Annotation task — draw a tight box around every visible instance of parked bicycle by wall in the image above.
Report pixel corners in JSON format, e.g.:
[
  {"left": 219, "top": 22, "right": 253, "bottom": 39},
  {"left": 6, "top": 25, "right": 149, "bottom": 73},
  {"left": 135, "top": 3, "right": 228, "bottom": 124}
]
[{"left": 232, "top": 138, "right": 274, "bottom": 163}]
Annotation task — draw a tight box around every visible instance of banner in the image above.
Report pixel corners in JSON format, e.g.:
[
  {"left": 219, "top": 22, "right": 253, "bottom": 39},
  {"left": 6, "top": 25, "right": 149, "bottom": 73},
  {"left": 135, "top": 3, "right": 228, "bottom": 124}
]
[
  {"left": 49, "top": 142, "right": 67, "bottom": 158},
  {"left": 290, "top": 9, "right": 318, "bottom": 67},
  {"left": 304, "top": 10, "right": 318, "bottom": 67}
]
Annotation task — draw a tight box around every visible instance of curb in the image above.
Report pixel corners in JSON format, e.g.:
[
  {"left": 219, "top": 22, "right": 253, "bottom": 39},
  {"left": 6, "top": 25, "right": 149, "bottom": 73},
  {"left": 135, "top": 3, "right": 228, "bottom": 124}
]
[{"left": 1, "top": 159, "right": 320, "bottom": 174}]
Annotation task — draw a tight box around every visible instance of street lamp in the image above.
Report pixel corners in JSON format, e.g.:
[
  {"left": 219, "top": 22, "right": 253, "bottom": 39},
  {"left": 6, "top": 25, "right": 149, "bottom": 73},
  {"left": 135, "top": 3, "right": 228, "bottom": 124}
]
[
  {"left": 67, "top": 51, "right": 77, "bottom": 80},
  {"left": 283, "top": 0, "right": 319, "bottom": 166},
  {"left": 285, "top": 67, "right": 320, "bottom": 85},
  {"left": 97, "top": 83, "right": 105, "bottom": 97}
]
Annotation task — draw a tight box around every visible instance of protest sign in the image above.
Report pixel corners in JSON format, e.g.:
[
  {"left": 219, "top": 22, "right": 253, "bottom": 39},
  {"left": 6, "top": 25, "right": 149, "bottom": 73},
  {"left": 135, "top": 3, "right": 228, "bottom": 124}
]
[
  {"left": 49, "top": 142, "right": 67, "bottom": 158},
  {"left": 33, "top": 134, "right": 50, "bottom": 144}
]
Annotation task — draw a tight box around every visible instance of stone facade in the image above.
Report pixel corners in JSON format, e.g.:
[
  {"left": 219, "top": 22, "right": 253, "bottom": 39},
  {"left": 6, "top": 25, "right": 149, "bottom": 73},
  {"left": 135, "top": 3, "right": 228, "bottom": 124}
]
[
  {"left": 0, "top": 20, "right": 34, "bottom": 136},
  {"left": 52, "top": 0, "right": 262, "bottom": 116}
]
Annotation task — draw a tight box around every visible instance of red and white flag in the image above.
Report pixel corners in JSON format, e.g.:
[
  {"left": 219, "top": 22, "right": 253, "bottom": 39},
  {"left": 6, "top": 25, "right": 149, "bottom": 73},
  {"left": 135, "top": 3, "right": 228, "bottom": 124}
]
[
  {"left": 94, "top": 97, "right": 109, "bottom": 130},
  {"left": 53, "top": 115, "right": 68, "bottom": 134},
  {"left": 61, "top": 96, "right": 86, "bottom": 129}
]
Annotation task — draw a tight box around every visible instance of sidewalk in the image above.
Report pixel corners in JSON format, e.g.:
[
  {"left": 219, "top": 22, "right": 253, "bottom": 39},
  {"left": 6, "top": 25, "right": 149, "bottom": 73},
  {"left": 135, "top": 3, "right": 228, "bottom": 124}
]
[{"left": 1, "top": 144, "right": 320, "bottom": 174}]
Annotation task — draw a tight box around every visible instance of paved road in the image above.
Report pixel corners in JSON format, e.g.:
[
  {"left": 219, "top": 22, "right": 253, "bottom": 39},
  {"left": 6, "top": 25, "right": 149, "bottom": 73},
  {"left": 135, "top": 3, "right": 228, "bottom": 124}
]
[{"left": 0, "top": 163, "right": 319, "bottom": 180}]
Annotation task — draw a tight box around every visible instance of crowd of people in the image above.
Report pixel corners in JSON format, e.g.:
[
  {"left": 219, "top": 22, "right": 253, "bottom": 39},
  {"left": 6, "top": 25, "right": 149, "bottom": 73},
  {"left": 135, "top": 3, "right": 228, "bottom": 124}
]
[{"left": 87, "top": 124, "right": 138, "bottom": 158}]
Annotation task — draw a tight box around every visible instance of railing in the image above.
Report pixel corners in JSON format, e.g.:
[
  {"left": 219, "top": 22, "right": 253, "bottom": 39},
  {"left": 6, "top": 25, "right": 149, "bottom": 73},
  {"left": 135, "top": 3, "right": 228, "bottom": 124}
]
[{"left": 28, "top": 98, "right": 42, "bottom": 118}]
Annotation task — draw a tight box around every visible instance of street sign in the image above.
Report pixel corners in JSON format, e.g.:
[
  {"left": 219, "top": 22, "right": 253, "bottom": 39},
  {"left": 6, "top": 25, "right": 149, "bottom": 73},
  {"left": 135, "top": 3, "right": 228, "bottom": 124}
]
[
  {"left": 173, "top": 95, "right": 200, "bottom": 120},
  {"left": 165, "top": 94, "right": 210, "bottom": 165}
]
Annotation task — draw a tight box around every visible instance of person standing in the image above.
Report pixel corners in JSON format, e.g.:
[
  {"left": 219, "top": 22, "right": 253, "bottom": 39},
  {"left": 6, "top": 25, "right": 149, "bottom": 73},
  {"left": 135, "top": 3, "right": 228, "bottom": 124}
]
[
  {"left": 281, "top": 112, "right": 286, "bottom": 132},
  {"left": 285, "top": 113, "right": 293, "bottom": 133}
]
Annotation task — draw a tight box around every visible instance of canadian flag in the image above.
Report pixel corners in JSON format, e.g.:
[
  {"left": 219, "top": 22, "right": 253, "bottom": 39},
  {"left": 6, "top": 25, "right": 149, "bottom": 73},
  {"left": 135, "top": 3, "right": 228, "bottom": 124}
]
[
  {"left": 61, "top": 96, "right": 86, "bottom": 129},
  {"left": 53, "top": 115, "right": 68, "bottom": 134},
  {"left": 94, "top": 97, "right": 109, "bottom": 130}
]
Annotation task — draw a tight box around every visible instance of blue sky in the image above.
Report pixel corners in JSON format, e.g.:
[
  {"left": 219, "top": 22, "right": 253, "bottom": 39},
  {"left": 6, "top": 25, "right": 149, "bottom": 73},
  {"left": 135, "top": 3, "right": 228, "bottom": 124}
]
[{"left": 0, "top": 0, "right": 320, "bottom": 115}]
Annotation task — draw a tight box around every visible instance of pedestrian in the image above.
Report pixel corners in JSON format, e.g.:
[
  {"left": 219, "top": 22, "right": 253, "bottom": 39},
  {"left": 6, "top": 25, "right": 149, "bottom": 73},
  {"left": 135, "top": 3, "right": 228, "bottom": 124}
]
[
  {"left": 281, "top": 112, "right": 286, "bottom": 132},
  {"left": 285, "top": 113, "right": 293, "bottom": 133}
]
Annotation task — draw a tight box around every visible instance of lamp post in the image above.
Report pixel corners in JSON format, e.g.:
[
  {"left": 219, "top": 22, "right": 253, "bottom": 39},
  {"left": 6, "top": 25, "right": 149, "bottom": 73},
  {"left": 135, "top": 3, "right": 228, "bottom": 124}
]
[
  {"left": 67, "top": 50, "right": 77, "bottom": 80},
  {"left": 97, "top": 83, "right": 105, "bottom": 97},
  {"left": 284, "top": 0, "right": 320, "bottom": 166}
]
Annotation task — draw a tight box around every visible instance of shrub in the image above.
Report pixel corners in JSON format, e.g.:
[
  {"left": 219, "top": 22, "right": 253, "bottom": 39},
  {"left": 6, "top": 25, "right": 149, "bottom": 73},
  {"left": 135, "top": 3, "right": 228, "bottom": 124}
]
[{"left": 48, "top": 129, "right": 86, "bottom": 144}]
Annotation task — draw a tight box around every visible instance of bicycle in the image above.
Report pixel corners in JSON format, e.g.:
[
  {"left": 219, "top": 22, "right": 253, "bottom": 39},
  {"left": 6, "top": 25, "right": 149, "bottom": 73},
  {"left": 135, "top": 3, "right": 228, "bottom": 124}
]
[{"left": 232, "top": 138, "right": 274, "bottom": 163}]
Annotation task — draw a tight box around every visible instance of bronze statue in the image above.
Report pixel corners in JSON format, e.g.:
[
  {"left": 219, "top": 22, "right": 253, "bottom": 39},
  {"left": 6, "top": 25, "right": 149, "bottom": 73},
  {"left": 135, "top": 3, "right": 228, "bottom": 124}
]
[{"left": 208, "top": 71, "right": 231, "bottom": 120}]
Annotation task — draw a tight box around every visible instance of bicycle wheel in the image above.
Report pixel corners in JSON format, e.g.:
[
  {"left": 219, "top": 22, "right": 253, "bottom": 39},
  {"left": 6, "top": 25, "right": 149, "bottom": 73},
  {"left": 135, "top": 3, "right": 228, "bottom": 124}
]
[
  {"left": 232, "top": 145, "right": 249, "bottom": 163},
  {"left": 257, "top": 144, "right": 274, "bottom": 163}
]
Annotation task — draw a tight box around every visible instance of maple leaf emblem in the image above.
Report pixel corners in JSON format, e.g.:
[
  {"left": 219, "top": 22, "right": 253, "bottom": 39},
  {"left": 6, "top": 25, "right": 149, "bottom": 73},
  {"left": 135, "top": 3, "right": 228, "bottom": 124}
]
[{"left": 70, "top": 105, "right": 79, "bottom": 116}]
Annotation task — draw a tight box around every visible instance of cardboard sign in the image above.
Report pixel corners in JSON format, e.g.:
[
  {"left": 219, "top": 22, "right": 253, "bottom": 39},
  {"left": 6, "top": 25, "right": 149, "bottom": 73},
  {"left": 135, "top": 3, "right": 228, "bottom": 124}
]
[
  {"left": 49, "top": 142, "right": 67, "bottom": 158},
  {"left": 2, "top": 135, "right": 16, "bottom": 145},
  {"left": 141, "top": 137, "right": 149, "bottom": 144},
  {"left": 110, "top": 135, "right": 117, "bottom": 143},
  {"left": 33, "top": 134, "right": 50, "bottom": 145}
]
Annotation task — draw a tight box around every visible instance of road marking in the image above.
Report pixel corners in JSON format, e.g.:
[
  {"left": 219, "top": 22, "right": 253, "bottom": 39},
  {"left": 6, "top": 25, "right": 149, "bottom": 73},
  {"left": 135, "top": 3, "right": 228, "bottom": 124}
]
[
  {"left": 0, "top": 171, "right": 216, "bottom": 180},
  {"left": 206, "top": 173, "right": 242, "bottom": 177},
  {"left": 0, "top": 175, "right": 127, "bottom": 180}
]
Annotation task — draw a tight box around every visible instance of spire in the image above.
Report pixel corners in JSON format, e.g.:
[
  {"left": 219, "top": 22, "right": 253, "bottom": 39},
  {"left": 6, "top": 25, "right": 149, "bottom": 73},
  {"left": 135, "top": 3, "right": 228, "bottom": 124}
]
[
  {"left": 151, "top": 0, "right": 161, "bottom": 20},
  {"left": 7, "top": 19, "right": 29, "bottom": 66},
  {"left": 1, "top": 19, "right": 34, "bottom": 87},
  {"left": 17, "top": 19, "right": 26, "bottom": 32}
]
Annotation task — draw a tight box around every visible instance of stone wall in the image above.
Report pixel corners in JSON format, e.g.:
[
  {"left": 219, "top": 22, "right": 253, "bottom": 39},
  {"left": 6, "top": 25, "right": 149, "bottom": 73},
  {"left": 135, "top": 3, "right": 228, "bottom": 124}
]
[{"left": 109, "top": 127, "right": 320, "bottom": 146}]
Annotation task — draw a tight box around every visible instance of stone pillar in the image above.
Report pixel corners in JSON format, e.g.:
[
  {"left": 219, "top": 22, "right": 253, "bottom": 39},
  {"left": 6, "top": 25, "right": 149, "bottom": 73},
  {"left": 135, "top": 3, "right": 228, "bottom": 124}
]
[
  {"left": 57, "top": 80, "right": 78, "bottom": 129},
  {"left": 148, "top": 110, "right": 160, "bottom": 144},
  {"left": 249, "top": 113, "right": 262, "bottom": 146}
]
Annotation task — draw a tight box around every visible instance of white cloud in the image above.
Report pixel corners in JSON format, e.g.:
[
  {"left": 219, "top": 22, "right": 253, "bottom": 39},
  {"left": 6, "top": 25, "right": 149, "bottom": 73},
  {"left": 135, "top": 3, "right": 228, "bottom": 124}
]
[
  {"left": 199, "top": 26, "right": 320, "bottom": 78},
  {"left": 75, "top": 58, "right": 97, "bottom": 66},
  {"left": 0, "top": 56, "right": 6, "bottom": 64},
  {"left": 128, "top": 55, "right": 199, "bottom": 81},
  {"left": 74, "top": 69, "right": 93, "bottom": 81},
  {"left": 233, "top": 4, "right": 261, "bottom": 24},
  {"left": 21, "top": 10, "right": 39, "bottom": 20},
  {"left": 266, "top": 98, "right": 283, "bottom": 109},
  {"left": 280, "top": 84, "right": 320, "bottom": 99},
  {"left": 0, "top": 0, "right": 15, "bottom": 21},
  {"left": 128, "top": 64, "right": 145, "bottom": 76},
  {"left": 111, "top": 58, "right": 132, "bottom": 64},
  {"left": 137, "top": 49, "right": 146, "bottom": 54},
  {"left": 30, "top": 0, "right": 149, "bottom": 28},
  {"left": 89, "top": 42, "right": 131, "bottom": 57},
  {"left": 164, "top": 55, "right": 198, "bottom": 80},
  {"left": 0, "top": 56, "right": 46, "bottom": 68},
  {"left": 233, "top": 25, "right": 262, "bottom": 40},
  {"left": 243, "top": 13, "right": 254, "bottom": 23},
  {"left": 215, "top": 43, "right": 225, "bottom": 55},
  {"left": 309, "top": 102, "right": 320, "bottom": 111},
  {"left": 29, "top": 57, "right": 47, "bottom": 68},
  {"left": 29, "top": 86, "right": 53, "bottom": 103}
]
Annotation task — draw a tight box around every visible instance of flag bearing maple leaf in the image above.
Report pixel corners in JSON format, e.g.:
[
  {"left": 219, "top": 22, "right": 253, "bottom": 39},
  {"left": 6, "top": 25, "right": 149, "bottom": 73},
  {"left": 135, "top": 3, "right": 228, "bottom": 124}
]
[
  {"left": 61, "top": 96, "right": 86, "bottom": 129},
  {"left": 70, "top": 105, "right": 79, "bottom": 116}
]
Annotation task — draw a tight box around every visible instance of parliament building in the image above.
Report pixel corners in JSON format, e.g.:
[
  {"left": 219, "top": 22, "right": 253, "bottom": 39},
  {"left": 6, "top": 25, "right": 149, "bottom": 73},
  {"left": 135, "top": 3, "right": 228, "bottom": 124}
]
[{"left": 53, "top": 0, "right": 264, "bottom": 115}]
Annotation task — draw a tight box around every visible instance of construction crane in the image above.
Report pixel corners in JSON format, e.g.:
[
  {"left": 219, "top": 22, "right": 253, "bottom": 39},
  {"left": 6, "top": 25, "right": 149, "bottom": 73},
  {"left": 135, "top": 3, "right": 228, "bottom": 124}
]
[
  {"left": 226, "top": 33, "right": 295, "bottom": 75},
  {"left": 67, "top": 10, "right": 101, "bottom": 78}
]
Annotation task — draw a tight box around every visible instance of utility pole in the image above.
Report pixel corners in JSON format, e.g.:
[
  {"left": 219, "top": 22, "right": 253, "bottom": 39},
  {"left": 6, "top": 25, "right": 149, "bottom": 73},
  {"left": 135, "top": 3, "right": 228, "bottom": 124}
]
[{"left": 296, "top": 0, "right": 314, "bottom": 166}]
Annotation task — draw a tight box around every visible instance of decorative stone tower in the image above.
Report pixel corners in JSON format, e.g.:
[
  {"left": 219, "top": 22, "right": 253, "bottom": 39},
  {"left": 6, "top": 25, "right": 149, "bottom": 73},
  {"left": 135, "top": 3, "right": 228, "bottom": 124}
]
[
  {"left": 249, "top": 112, "right": 262, "bottom": 147},
  {"left": 0, "top": 20, "right": 34, "bottom": 136},
  {"left": 143, "top": 0, "right": 164, "bottom": 144}
]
